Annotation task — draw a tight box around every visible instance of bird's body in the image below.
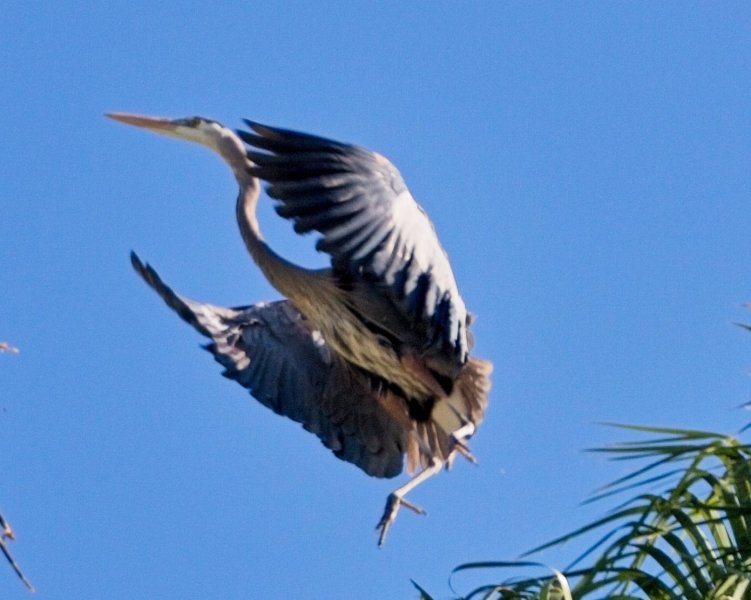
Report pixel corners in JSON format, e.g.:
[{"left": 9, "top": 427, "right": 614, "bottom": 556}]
[{"left": 109, "top": 112, "right": 492, "bottom": 544}]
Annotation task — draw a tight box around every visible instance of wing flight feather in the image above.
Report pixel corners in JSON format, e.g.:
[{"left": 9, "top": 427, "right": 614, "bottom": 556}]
[
  {"left": 130, "top": 252, "right": 409, "bottom": 478},
  {"left": 237, "top": 122, "right": 470, "bottom": 375}
]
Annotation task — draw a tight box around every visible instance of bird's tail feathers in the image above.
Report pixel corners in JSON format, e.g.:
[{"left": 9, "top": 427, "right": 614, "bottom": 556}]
[{"left": 407, "top": 357, "right": 492, "bottom": 473}]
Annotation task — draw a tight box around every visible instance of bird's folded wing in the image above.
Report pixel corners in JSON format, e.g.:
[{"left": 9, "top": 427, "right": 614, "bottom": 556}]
[
  {"left": 237, "top": 122, "right": 469, "bottom": 374},
  {"left": 130, "top": 252, "right": 410, "bottom": 478}
]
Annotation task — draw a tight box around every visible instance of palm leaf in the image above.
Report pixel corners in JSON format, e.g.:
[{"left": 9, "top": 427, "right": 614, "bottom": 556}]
[{"left": 444, "top": 424, "right": 751, "bottom": 599}]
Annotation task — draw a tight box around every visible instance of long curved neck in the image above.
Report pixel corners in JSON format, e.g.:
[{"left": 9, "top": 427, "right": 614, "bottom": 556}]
[
  {"left": 235, "top": 181, "right": 315, "bottom": 296},
  {"left": 214, "top": 130, "right": 323, "bottom": 302}
]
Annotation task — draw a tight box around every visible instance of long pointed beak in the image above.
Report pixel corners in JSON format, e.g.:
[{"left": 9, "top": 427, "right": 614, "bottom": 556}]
[
  {"left": 106, "top": 111, "right": 222, "bottom": 153},
  {"left": 106, "top": 112, "right": 181, "bottom": 134}
]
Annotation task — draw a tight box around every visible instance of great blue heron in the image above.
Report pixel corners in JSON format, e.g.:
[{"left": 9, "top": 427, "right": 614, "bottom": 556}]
[{"left": 107, "top": 112, "right": 492, "bottom": 545}]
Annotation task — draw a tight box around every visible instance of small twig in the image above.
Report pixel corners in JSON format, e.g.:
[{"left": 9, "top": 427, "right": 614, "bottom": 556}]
[
  {"left": 0, "top": 343, "right": 32, "bottom": 590},
  {"left": 0, "top": 513, "right": 34, "bottom": 592},
  {"left": 0, "top": 513, "right": 14, "bottom": 540}
]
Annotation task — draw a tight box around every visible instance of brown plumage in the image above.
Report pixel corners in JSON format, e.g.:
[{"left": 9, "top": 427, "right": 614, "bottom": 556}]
[{"left": 108, "top": 112, "right": 492, "bottom": 545}]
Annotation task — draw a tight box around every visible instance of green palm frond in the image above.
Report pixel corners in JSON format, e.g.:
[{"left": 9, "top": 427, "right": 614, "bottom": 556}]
[{"left": 447, "top": 424, "right": 751, "bottom": 599}]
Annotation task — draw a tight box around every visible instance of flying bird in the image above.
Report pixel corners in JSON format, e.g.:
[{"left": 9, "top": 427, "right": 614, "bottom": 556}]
[{"left": 108, "top": 112, "right": 492, "bottom": 545}]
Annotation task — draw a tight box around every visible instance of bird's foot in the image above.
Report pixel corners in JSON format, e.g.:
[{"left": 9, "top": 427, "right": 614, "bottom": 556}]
[
  {"left": 376, "top": 492, "right": 426, "bottom": 547},
  {"left": 445, "top": 435, "right": 477, "bottom": 471}
]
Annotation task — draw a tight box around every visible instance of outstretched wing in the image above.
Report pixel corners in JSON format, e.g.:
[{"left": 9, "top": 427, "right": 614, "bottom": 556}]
[
  {"left": 131, "top": 252, "right": 411, "bottom": 478},
  {"left": 237, "top": 122, "right": 469, "bottom": 376}
]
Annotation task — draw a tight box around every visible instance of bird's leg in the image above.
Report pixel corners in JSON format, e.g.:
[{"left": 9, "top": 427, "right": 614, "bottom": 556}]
[
  {"left": 376, "top": 456, "right": 443, "bottom": 547},
  {"left": 445, "top": 422, "right": 477, "bottom": 470}
]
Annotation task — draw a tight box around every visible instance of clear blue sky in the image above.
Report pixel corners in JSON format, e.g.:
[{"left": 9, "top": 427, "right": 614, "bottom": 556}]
[{"left": 2, "top": 3, "right": 750, "bottom": 598}]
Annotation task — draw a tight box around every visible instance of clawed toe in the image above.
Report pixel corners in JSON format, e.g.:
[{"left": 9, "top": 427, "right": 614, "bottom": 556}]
[
  {"left": 375, "top": 457, "right": 443, "bottom": 546},
  {"left": 445, "top": 435, "right": 477, "bottom": 471},
  {"left": 452, "top": 438, "right": 478, "bottom": 464},
  {"left": 376, "top": 493, "right": 426, "bottom": 547}
]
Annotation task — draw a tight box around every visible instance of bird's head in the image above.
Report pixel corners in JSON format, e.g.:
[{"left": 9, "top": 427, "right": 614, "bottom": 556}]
[
  {"left": 106, "top": 112, "right": 228, "bottom": 148},
  {"left": 106, "top": 112, "right": 251, "bottom": 180}
]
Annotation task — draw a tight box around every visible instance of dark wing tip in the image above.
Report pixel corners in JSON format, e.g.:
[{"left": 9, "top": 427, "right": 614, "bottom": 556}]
[
  {"left": 129, "top": 251, "right": 214, "bottom": 338},
  {"left": 130, "top": 250, "right": 152, "bottom": 284},
  {"left": 242, "top": 119, "right": 277, "bottom": 137},
  {"left": 240, "top": 119, "right": 292, "bottom": 139},
  {"left": 130, "top": 249, "right": 144, "bottom": 271},
  {"left": 130, "top": 250, "right": 168, "bottom": 298},
  {"left": 236, "top": 120, "right": 276, "bottom": 147},
  {"left": 238, "top": 119, "right": 352, "bottom": 152},
  {"left": 241, "top": 118, "right": 259, "bottom": 131},
  {"left": 235, "top": 128, "right": 258, "bottom": 145}
]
